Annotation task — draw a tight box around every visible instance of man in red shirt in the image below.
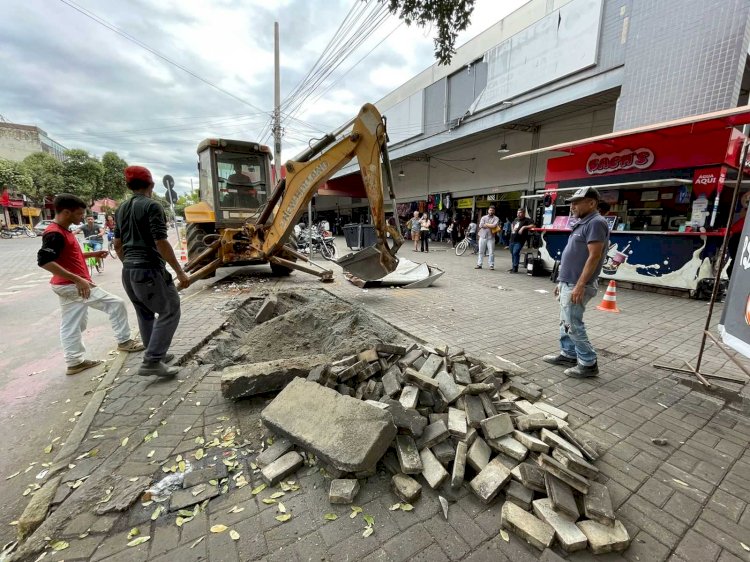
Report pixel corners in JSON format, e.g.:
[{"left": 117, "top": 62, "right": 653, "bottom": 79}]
[{"left": 37, "top": 194, "right": 144, "bottom": 375}]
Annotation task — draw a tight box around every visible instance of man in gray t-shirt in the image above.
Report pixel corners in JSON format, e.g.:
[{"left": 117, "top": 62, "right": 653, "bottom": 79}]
[{"left": 542, "top": 187, "right": 609, "bottom": 378}]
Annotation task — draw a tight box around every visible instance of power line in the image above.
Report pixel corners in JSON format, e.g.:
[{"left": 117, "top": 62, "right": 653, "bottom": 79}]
[{"left": 57, "top": 0, "right": 272, "bottom": 122}]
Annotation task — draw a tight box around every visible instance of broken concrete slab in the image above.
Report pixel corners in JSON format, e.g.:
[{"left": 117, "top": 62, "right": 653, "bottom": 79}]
[
  {"left": 480, "top": 413, "right": 514, "bottom": 440},
  {"left": 420, "top": 448, "right": 449, "bottom": 489},
  {"left": 17, "top": 476, "right": 60, "bottom": 540},
  {"left": 501, "top": 501, "right": 555, "bottom": 551},
  {"left": 551, "top": 448, "right": 599, "bottom": 480},
  {"left": 431, "top": 439, "right": 455, "bottom": 465},
  {"left": 447, "top": 407, "right": 468, "bottom": 439},
  {"left": 532, "top": 498, "right": 588, "bottom": 552},
  {"left": 169, "top": 483, "right": 219, "bottom": 512},
  {"left": 358, "top": 349, "right": 379, "bottom": 363},
  {"left": 329, "top": 479, "right": 360, "bottom": 504},
  {"left": 395, "top": 435, "right": 423, "bottom": 474},
  {"left": 584, "top": 481, "right": 615, "bottom": 526},
  {"left": 95, "top": 476, "right": 152, "bottom": 515},
  {"left": 544, "top": 472, "right": 579, "bottom": 519},
  {"left": 255, "top": 437, "right": 294, "bottom": 468},
  {"left": 451, "top": 441, "right": 468, "bottom": 488},
  {"left": 221, "top": 354, "right": 329, "bottom": 399},
  {"left": 261, "top": 451, "right": 305, "bottom": 485},
  {"left": 403, "top": 368, "right": 440, "bottom": 393},
  {"left": 392, "top": 473, "right": 422, "bottom": 503},
  {"left": 376, "top": 343, "right": 407, "bottom": 356},
  {"left": 382, "top": 366, "right": 402, "bottom": 397},
  {"left": 339, "top": 359, "right": 369, "bottom": 382},
  {"left": 419, "top": 354, "right": 443, "bottom": 377},
  {"left": 509, "top": 380, "right": 542, "bottom": 401},
  {"left": 488, "top": 435, "right": 528, "bottom": 462},
  {"left": 512, "top": 430, "right": 550, "bottom": 454},
  {"left": 307, "top": 363, "right": 331, "bottom": 385},
  {"left": 182, "top": 464, "right": 228, "bottom": 489},
  {"left": 262, "top": 379, "right": 397, "bottom": 472},
  {"left": 514, "top": 400, "right": 545, "bottom": 416},
  {"left": 469, "top": 457, "right": 512, "bottom": 504},
  {"left": 577, "top": 520, "right": 630, "bottom": 554},
  {"left": 539, "top": 428, "right": 583, "bottom": 458},
  {"left": 435, "top": 370, "right": 462, "bottom": 404},
  {"left": 505, "top": 480, "right": 534, "bottom": 511},
  {"left": 464, "top": 395, "right": 486, "bottom": 428},
  {"left": 538, "top": 454, "right": 590, "bottom": 494},
  {"left": 535, "top": 401, "right": 569, "bottom": 421},
  {"left": 463, "top": 382, "right": 496, "bottom": 395},
  {"left": 255, "top": 295, "right": 278, "bottom": 323},
  {"left": 415, "top": 420, "right": 449, "bottom": 450},
  {"left": 467, "top": 436, "right": 492, "bottom": 472},
  {"left": 398, "top": 385, "right": 420, "bottom": 410}
]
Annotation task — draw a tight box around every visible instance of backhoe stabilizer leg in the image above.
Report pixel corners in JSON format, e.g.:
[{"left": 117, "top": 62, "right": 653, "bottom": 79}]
[
  {"left": 183, "top": 257, "right": 222, "bottom": 289},
  {"left": 184, "top": 239, "right": 221, "bottom": 273},
  {"left": 268, "top": 256, "right": 334, "bottom": 282}
]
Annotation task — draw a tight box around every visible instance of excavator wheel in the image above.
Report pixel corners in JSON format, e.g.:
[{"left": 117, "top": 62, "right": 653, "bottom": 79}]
[
  {"left": 186, "top": 223, "right": 217, "bottom": 278},
  {"left": 269, "top": 234, "right": 298, "bottom": 276}
]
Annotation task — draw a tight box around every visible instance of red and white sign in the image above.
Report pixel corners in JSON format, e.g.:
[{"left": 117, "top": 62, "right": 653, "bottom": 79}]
[
  {"left": 586, "top": 148, "right": 655, "bottom": 175},
  {"left": 692, "top": 166, "right": 726, "bottom": 198}
]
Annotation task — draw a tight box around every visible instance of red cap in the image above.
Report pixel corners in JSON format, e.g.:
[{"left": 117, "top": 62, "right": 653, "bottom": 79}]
[{"left": 124, "top": 165, "right": 154, "bottom": 185}]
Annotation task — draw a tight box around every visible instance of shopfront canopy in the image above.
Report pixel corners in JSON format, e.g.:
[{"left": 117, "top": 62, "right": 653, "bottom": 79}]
[{"left": 503, "top": 105, "right": 750, "bottom": 183}]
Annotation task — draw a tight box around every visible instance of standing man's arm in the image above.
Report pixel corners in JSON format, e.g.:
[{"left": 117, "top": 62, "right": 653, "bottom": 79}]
[
  {"left": 571, "top": 242, "right": 605, "bottom": 304},
  {"left": 148, "top": 203, "right": 190, "bottom": 289}
]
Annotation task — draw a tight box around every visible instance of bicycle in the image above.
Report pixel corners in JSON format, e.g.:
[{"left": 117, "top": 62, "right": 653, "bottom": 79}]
[
  {"left": 106, "top": 229, "right": 117, "bottom": 259},
  {"left": 82, "top": 235, "right": 104, "bottom": 275},
  {"left": 455, "top": 232, "right": 479, "bottom": 256}
]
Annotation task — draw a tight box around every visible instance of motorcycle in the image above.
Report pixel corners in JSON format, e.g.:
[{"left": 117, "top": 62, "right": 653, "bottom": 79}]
[
  {"left": 296, "top": 228, "right": 337, "bottom": 261},
  {"left": 0, "top": 225, "right": 37, "bottom": 239}
]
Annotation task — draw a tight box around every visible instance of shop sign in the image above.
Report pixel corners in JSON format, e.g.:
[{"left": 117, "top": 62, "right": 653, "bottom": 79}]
[
  {"left": 456, "top": 198, "right": 473, "bottom": 209},
  {"left": 692, "top": 166, "right": 726, "bottom": 199},
  {"left": 586, "top": 148, "right": 655, "bottom": 175}
]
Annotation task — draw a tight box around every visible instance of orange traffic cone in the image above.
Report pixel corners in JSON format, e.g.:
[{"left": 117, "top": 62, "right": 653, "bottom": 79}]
[
  {"left": 179, "top": 249, "right": 187, "bottom": 262},
  {"left": 596, "top": 280, "right": 620, "bottom": 313}
]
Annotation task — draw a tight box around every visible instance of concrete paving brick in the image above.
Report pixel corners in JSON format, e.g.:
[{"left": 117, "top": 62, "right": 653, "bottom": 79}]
[
  {"left": 577, "top": 519, "right": 631, "bottom": 554},
  {"left": 469, "top": 457, "right": 511, "bottom": 504},
  {"left": 382, "top": 523, "right": 435, "bottom": 562},
  {"left": 420, "top": 448, "right": 449, "bottom": 489},
  {"left": 532, "top": 498, "right": 587, "bottom": 552},
  {"left": 467, "top": 436, "right": 492, "bottom": 472},
  {"left": 664, "top": 491, "right": 703, "bottom": 525},
  {"left": 622, "top": 531, "right": 671, "bottom": 562},
  {"left": 675, "top": 529, "right": 722, "bottom": 562},
  {"left": 501, "top": 501, "right": 555, "bottom": 551}
]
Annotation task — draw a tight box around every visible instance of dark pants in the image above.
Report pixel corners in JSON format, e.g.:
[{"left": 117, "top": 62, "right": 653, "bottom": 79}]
[
  {"left": 420, "top": 232, "right": 429, "bottom": 252},
  {"left": 510, "top": 242, "right": 524, "bottom": 270},
  {"left": 122, "top": 268, "right": 181, "bottom": 363}
]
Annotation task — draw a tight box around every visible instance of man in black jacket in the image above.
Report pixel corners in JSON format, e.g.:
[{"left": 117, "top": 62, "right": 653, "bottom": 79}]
[{"left": 114, "top": 166, "right": 190, "bottom": 377}]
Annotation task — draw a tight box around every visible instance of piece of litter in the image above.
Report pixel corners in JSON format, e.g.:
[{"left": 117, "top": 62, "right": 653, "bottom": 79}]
[
  {"left": 439, "top": 496, "right": 449, "bottom": 520},
  {"left": 534, "top": 289, "right": 549, "bottom": 294}
]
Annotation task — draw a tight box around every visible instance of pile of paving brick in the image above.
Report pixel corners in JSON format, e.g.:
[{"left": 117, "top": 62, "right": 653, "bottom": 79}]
[{"left": 256, "top": 342, "right": 632, "bottom": 555}]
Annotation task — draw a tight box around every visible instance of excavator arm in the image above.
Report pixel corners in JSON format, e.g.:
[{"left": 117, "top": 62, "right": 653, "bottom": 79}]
[{"left": 183, "top": 103, "right": 403, "bottom": 284}]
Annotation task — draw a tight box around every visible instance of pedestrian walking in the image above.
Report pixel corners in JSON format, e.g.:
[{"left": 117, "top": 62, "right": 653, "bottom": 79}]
[
  {"left": 449, "top": 217, "right": 461, "bottom": 247},
  {"left": 37, "top": 194, "right": 144, "bottom": 376},
  {"left": 474, "top": 206, "right": 499, "bottom": 269},
  {"left": 420, "top": 213, "right": 431, "bottom": 252},
  {"left": 438, "top": 219, "right": 447, "bottom": 242},
  {"left": 407, "top": 210, "right": 421, "bottom": 251},
  {"left": 114, "top": 166, "right": 190, "bottom": 378},
  {"left": 502, "top": 217, "right": 512, "bottom": 247},
  {"left": 508, "top": 208, "right": 534, "bottom": 273},
  {"left": 542, "top": 187, "right": 609, "bottom": 378}
]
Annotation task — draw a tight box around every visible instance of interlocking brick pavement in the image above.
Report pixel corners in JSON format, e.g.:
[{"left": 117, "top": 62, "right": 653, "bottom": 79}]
[{"left": 12, "top": 241, "right": 750, "bottom": 562}]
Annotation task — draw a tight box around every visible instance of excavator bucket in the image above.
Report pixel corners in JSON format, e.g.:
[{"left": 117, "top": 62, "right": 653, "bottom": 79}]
[{"left": 337, "top": 245, "right": 398, "bottom": 281}]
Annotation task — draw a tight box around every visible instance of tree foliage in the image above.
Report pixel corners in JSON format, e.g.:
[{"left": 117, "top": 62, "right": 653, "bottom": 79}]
[
  {"left": 62, "top": 149, "right": 104, "bottom": 205},
  {"left": 22, "top": 152, "right": 64, "bottom": 201},
  {"left": 100, "top": 151, "right": 129, "bottom": 202},
  {"left": 0, "top": 158, "right": 33, "bottom": 194},
  {"left": 383, "top": 0, "right": 475, "bottom": 65}
]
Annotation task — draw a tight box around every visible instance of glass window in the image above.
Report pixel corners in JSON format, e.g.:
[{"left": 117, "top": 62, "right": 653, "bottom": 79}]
[
  {"left": 199, "top": 150, "right": 214, "bottom": 209},
  {"left": 216, "top": 152, "right": 268, "bottom": 210}
]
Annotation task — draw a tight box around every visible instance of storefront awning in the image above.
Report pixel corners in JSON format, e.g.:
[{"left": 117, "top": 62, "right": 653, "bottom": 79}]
[
  {"left": 503, "top": 105, "right": 750, "bottom": 161},
  {"left": 318, "top": 172, "right": 367, "bottom": 199}
]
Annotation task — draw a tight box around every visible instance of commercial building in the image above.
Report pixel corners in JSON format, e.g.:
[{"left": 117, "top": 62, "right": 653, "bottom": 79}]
[{"left": 319, "top": 0, "right": 750, "bottom": 294}]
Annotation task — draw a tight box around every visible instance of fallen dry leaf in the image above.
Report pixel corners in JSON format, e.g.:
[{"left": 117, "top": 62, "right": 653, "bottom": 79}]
[
  {"left": 227, "top": 505, "right": 244, "bottom": 514},
  {"left": 210, "top": 524, "right": 228, "bottom": 533},
  {"left": 121, "top": 437, "right": 129, "bottom": 447},
  {"left": 190, "top": 537, "right": 204, "bottom": 549},
  {"left": 251, "top": 484, "right": 267, "bottom": 495},
  {"left": 275, "top": 514, "right": 292, "bottom": 522},
  {"left": 229, "top": 529, "right": 240, "bottom": 541},
  {"left": 363, "top": 527, "right": 374, "bottom": 538},
  {"left": 277, "top": 502, "right": 286, "bottom": 514},
  {"left": 50, "top": 540, "right": 69, "bottom": 551},
  {"left": 127, "top": 536, "right": 150, "bottom": 547},
  {"left": 500, "top": 529, "right": 509, "bottom": 542},
  {"left": 324, "top": 513, "right": 338, "bottom": 521}
]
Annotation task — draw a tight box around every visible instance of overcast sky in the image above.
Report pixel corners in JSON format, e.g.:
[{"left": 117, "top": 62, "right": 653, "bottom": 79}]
[{"left": 1, "top": 0, "right": 527, "bottom": 195}]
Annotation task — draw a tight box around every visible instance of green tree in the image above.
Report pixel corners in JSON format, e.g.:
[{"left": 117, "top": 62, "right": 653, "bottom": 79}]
[
  {"left": 21, "top": 152, "right": 64, "bottom": 202},
  {"left": 382, "top": 0, "right": 475, "bottom": 65},
  {"left": 100, "top": 151, "right": 129, "bottom": 202},
  {"left": 62, "top": 149, "right": 104, "bottom": 204},
  {"left": 174, "top": 189, "right": 200, "bottom": 217},
  {"left": 0, "top": 158, "right": 33, "bottom": 194}
]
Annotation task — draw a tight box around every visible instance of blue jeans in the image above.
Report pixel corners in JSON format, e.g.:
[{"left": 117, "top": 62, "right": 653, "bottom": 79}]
[
  {"left": 558, "top": 282, "right": 598, "bottom": 366},
  {"left": 510, "top": 242, "right": 523, "bottom": 270}
]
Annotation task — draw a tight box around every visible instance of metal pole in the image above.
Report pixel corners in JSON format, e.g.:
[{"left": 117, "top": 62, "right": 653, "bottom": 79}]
[
  {"left": 695, "top": 124, "right": 750, "bottom": 372},
  {"left": 308, "top": 200, "right": 313, "bottom": 262},
  {"left": 273, "top": 22, "right": 281, "bottom": 184}
]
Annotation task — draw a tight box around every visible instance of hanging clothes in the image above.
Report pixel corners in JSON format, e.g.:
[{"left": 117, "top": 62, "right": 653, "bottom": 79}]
[{"left": 444, "top": 194, "right": 451, "bottom": 210}]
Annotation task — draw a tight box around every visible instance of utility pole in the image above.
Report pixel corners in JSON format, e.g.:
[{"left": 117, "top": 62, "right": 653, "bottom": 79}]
[{"left": 273, "top": 21, "right": 281, "bottom": 184}]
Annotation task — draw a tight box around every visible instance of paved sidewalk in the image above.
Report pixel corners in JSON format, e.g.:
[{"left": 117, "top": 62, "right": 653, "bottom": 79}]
[{"left": 11, "top": 241, "right": 750, "bottom": 562}]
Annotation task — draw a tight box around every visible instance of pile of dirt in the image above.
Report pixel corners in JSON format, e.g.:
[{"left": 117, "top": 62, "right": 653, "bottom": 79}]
[{"left": 198, "top": 290, "right": 408, "bottom": 366}]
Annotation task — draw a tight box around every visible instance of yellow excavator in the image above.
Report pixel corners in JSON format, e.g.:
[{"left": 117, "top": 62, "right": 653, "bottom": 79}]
[{"left": 183, "top": 103, "right": 403, "bottom": 284}]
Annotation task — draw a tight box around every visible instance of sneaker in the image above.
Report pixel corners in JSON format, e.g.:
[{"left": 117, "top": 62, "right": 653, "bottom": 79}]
[
  {"left": 489, "top": 265, "right": 494, "bottom": 270},
  {"left": 474, "top": 265, "right": 482, "bottom": 269},
  {"left": 564, "top": 362, "right": 599, "bottom": 378},
  {"left": 507, "top": 268, "right": 517, "bottom": 274},
  {"left": 117, "top": 339, "right": 145, "bottom": 352},
  {"left": 137, "top": 361, "right": 179, "bottom": 378},
  {"left": 542, "top": 354, "right": 577, "bottom": 366},
  {"left": 66, "top": 359, "right": 103, "bottom": 376},
  {"left": 163, "top": 353, "right": 175, "bottom": 364}
]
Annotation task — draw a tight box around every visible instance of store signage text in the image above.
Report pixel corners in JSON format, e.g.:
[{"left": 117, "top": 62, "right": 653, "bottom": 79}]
[{"left": 585, "top": 148, "right": 655, "bottom": 175}]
